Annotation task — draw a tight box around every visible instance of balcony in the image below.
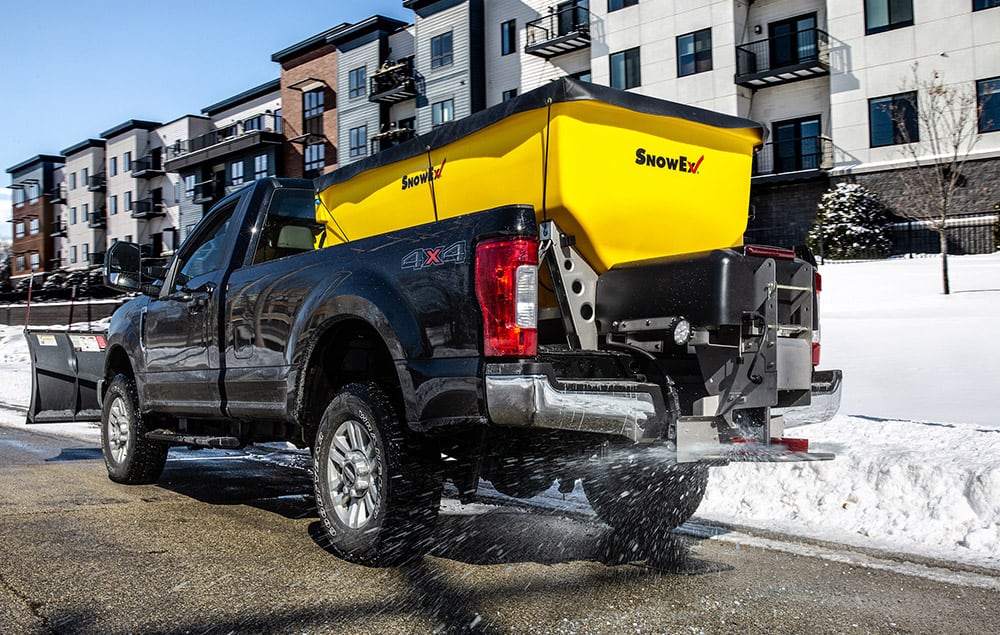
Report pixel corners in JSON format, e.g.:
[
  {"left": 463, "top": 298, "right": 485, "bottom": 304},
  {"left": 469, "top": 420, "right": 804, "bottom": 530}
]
[
  {"left": 89, "top": 251, "right": 106, "bottom": 266},
  {"left": 735, "top": 28, "right": 830, "bottom": 88},
  {"left": 192, "top": 182, "right": 216, "bottom": 204},
  {"left": 369, "top": 58, "right": 418, "bottom": 104},
  {"left": 752, "top": 136, "right": 833, "bottom": 179},
  {"left": 50, "top": 221, "right": 67, "bottom": 238},
  {"left": 50, "top": 186, "right": 66, "bottom": 204},
  {"left": 371, "top": 127, "right": 416, "bottom": 154},
  {"left": 525, "top": 4, "right": 591, "bottom": 59},
  {"left": 164, "top": 127, "right": 283, "bottom": 173},
  {"left": 131, "top": 156, "right": 164, "bottom": 178},
  {"left": 88, "top": 208, "right": 107, "bottom": 229},
  {"left": 130, "top": 198, "right": 165, "bottom": 219},
  {"left": 87, "top": 173, "right": 106, "bottom": 192}
]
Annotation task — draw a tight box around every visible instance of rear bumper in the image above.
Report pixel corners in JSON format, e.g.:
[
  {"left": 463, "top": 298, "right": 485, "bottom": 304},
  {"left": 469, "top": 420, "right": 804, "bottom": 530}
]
[
  {"left": 484, "top": 363, "right": 667, "bottom": 443},
  {"left": 781, "top": 369, "right": 844, "bottom": 427}
]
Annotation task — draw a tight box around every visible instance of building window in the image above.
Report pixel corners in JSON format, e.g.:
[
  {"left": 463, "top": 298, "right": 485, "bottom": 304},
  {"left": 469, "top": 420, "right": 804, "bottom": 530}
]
[
  {"left": 70, "top": 207, "right": 77, "bottom": 225},
  {"left": 230, "top": 161, "right": 245, "bottom": 185},
  {"left": 431, "top": 32, "right": 454, "bottom": 68},
  {"left": 30, "top": 218, "right": 40, "bottom": 234},
  {"left": 274, "top": 108, "right": 282, "bottom": 133},
  {"left": 975, "top": 0, "right": 1000, "bottom": 9},
  {"left": 254, "top": 154, "right": 268, "bottom": 179},
  {"left": 81, "top": 243, "right": 88, "bottom": 263},
  {"left": 349, "top": 67, "right": 367, "bottom": 98},
  {"left": 13, "top": 189, "right": 24, "bottom": 207},
  {"left": 432, "top": 99, "right": 455, "bottom": 127},
  {"left": 124, "top": 191, "right": 132, "bottom": 211},
  {"left": 244, "top": 114, "right": 265, "bottom": 131},
  {"left": 184, "top": 175, "right": 195, "bottom": 197},
  {"left": 869, "top": 92, "right": 918, "bottom": 147},
  {"left": 304, "top": 142, "right": 325, "bottom": 174},
  {"left": 110, "top": 195, "right": 118, "bottom": 215},
  {"left": 501, "top": 20, "right": 517, "bottom": 56},
  {"left": 398, "top": 117, "right": 415, "bottom": 131},
  {"left": 71, "top": 246, "right": 78, "bottom": 264},
  {"left": 304, "top": 89, "right": 324, "bottom": 135},
  {"left": 978, "top": 77, "right": 1000, "bottom": 133},
  {"left": 123, "top": 152, "right": 132, "bottom": 172},
  {"left": 16, "top": 256, "right": 25, "bottom": 271},
  {"left": 15, "top": 222, "right": 24, "bottom": 238},
  {"left": 610, "top": 47, "right": 641, "bottom": 90},
  {"left": 109, "top": 156, "right": 117, "bottom": 177},
  {"left": 81, "top": 167, "right": 89, "bottom": 185},
  {"left": 82, "top": 203, "right": 89, "bottom": 222},
  {"left": 865, "top": 0, "right": 914, "bottom": 35},
  {"left": 677, "top": 29, "right": 712, "bottom": 77},
  {"left": 69, "top": 172, "right": 76, "bottom": 190},
  {"left": 772, "top": 117, "right": 822, "bottom": 173},
  {"left": 502, "top": 89, "right": 518, "bottom": 102},
  {"left": 349, "top": 126, "right": 367, "bottom": 158},
  {"left": 30, "top": 254, "right": 39, "bottom": 270},
  {"left": 608, "top": 0, "right": 638, "bottom": 11}
]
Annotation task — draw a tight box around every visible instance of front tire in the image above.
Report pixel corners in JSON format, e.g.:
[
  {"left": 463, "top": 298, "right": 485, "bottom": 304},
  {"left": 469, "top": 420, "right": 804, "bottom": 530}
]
[
  {"left": 101, "top": 374, "right": 168, "bottom": 484},
  {"left": 313, "top": 383, "right": 442, "bottom": 566}
]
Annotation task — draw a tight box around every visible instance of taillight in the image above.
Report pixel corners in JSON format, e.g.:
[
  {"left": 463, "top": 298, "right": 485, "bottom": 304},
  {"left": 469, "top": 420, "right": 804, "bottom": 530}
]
[
  {"left": 745, "top": 244, "right": 796, "bottom": 260},
  {"left": 476, "top": 236, "right": 538, "bottom": 358},
  {"left": 812, "top": 270, "right": 822, "bottom": 366}
]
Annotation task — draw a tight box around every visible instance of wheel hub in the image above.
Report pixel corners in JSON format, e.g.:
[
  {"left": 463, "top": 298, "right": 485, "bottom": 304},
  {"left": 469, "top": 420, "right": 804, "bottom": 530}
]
[{"left": 326, "top": 419, "right": 381, "bottom": 529}]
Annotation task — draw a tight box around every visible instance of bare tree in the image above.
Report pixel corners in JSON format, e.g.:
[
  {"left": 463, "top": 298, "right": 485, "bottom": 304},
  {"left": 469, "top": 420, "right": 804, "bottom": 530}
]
[{"left": 887, "top": 66, "right": 987, "bottom": 294}]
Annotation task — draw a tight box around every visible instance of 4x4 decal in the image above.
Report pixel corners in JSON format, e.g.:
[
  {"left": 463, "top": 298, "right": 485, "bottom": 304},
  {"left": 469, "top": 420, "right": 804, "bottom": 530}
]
[{"left": 401, "top": 241, "right": 467, "bottom": 270}]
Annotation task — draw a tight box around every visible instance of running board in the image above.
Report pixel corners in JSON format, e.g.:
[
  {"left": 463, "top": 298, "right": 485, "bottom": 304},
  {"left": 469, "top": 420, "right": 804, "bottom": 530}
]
[{"left": 146, "top": 430, "right": 242, "bottom": 449}]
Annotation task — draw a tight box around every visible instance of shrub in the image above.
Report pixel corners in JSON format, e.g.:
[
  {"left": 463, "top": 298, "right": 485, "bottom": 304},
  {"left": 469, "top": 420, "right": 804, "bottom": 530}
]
[{"left": 808, "top": 182, "right": 893, "bottom": 259}]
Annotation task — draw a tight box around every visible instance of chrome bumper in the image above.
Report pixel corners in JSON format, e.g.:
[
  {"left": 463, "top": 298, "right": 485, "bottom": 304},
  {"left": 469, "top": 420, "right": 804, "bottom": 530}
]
[
  {"left": 484, "top": 368, "right": 668, "bottom": 443},
  {"left": 781, "top": 369, "right": 844, "bottom": 427}
]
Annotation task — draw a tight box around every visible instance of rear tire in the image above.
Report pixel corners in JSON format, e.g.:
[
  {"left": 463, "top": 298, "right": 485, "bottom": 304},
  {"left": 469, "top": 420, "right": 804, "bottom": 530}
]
[
  {"left": 101, "top": 374, "right": 168, "bottom": 484},
  {"left": 583, "top": 457, "right": 708, "bottom": 534},
  {"left": 313, "top": 383, "right": 442, "bottom": 566}
]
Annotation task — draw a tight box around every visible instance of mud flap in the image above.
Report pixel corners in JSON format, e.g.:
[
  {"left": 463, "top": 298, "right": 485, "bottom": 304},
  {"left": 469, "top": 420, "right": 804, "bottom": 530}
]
[{"left": 25, "top": 329, "right": 108, "bottom": 424}]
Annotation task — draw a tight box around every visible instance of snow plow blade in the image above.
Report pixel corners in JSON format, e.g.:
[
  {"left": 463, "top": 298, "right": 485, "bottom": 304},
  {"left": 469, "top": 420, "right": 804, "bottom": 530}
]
[
  {"left": 781, "top": 369, "right": 843, "bottom": 427},
  {"left": 25, "top": 329, "right": 107, "bottom": 424}
]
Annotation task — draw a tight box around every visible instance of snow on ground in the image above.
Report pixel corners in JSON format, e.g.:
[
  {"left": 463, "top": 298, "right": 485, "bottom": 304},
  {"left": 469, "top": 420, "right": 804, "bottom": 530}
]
[{"left": 0, "top": 254, "right": 998, "bottom": 569}]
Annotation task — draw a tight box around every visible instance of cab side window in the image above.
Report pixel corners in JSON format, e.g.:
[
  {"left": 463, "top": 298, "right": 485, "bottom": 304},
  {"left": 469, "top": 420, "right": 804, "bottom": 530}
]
[
  {"left": 252, "top": 189, "right": 323, "bottom": 265},
  {"left": 173, "top": 203, "right": 235, "bottom": 291}
]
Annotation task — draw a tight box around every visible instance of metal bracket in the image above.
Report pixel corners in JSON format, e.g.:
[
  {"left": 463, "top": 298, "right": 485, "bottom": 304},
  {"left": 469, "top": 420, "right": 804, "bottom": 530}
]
[{"left": 538, "top": 220, "right": 599, "bottom": 350}]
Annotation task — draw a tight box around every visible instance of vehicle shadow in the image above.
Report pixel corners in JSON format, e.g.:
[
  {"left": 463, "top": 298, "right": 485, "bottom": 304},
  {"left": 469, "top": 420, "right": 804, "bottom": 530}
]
[{"left": 155, "top": 448, "right": 730, "bottom": 575}]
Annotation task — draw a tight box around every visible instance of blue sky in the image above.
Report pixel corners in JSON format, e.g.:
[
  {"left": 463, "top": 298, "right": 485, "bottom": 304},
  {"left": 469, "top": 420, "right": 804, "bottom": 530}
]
[{"left": 1, "top": 0, "right": 410, "bottom": 240}]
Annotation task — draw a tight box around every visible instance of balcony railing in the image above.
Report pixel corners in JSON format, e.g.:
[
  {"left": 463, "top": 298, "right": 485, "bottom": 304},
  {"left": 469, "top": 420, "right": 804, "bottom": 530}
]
[
  {"left": 752, "top": 135, "right": 833, "bottom": 177},
  {"left": 167, "top": 113, "right": 281, "bottom": 161},
  {"left": 50, "top": 186, "right": 66, "bottom": 204},
  {"left": 130, "top": 198, "right": 165, "bottom": 219},
  {"left": 50, "top": 221, "right": 67, "bottom": 238},
  {"left": 735, "top": 28, "right": 830, "bottom": 88},
  {"left": 369, "top": 58, "right": 418, "bottom": 104},
  {"left": 371, "top": 127, "right": 416, "bottom": 154},
  {"left": 87, "top": 173, "right": 106, "bottom": 191},
  {"left": 131, "top": 156, "right": 164, "bottom": 178},
  {"left": 192, "top": 182, "right": 216, "bottom": 204},
  {"left": 89, "top": 251, "right": 106, "bottom": 266},
  {"left": 525, "top": 4, "right": 591, "bottom": 59},
  {"left": 88, "top": 208, "right": 107, "bottom": 229}
]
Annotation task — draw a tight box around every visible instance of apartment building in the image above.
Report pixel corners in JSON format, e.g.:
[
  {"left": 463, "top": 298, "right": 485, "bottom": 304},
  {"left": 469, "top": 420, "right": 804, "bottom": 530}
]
[
  {"left": 58, "top": 139, "right": 107, "bottom": 270},
  {"left": 164, "top": 79, "right": 282, "bottom": 240},
  {"left": 272, "top": 25, "right": 344, "bottom": 178},
  {"left": 5, "top": 154, "right": 64, "bottom": 279},
  {"left": 100, "top": 120, "right": 163, "bottom": 255}
]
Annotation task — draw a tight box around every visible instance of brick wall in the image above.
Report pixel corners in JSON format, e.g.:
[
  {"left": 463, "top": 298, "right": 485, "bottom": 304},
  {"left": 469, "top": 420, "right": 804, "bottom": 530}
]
[
  {"left": 279, "top": 44, "right": 339, "bottom": 179},
  {"left": 747, "top": 176, "right": 830, "bottom": 247},
  {"left": 11, "top": 197, "right": 55, "bottom": 277}
]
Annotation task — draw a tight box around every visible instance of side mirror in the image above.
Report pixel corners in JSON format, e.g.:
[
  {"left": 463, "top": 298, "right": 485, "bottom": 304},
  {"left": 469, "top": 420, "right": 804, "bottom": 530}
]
[{"left": 104, "top": 242, "right": 167, "bottom": 294}]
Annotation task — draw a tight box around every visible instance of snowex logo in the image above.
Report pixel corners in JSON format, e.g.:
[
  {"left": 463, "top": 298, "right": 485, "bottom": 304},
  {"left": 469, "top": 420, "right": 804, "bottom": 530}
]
[
  {"left": 401, "top": 158, "right": 447, "bottom": 190},
  {"left": 634, "top": 148, "right": 704, "bottom": 175}
]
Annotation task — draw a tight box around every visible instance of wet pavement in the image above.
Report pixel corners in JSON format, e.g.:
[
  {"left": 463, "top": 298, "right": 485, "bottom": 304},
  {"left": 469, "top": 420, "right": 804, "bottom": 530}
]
[{"left": 1, "top": 423, "right": 997, "bottom": 634}]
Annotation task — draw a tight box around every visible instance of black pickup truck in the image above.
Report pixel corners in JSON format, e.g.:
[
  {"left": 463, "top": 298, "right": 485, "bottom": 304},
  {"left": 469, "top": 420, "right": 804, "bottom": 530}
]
[{"left": 30, "top": 174, "right": 833, "bottom": 567}]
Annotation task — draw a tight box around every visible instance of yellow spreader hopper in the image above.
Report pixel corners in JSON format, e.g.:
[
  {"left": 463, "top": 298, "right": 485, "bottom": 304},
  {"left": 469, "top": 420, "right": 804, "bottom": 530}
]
[{"left": 315, "top": 78, "right": 764, "bottom": 273}]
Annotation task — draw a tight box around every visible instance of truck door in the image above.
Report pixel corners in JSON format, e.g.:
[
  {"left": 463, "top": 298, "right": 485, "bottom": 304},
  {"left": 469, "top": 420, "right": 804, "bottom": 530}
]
[{"left": 141, "top": 197, "right": 240, "bottom": 416}]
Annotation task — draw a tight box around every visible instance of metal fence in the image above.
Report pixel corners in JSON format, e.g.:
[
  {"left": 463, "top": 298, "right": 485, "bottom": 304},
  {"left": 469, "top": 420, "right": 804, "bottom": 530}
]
[{"left": 745, "top": 213, "right": 1000, "bottom": 261}]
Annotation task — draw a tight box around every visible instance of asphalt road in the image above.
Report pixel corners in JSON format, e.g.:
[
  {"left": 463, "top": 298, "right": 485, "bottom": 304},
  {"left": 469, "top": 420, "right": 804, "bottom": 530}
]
[{"left": 1, "top": 423, "right": 997, "bottom": 635}]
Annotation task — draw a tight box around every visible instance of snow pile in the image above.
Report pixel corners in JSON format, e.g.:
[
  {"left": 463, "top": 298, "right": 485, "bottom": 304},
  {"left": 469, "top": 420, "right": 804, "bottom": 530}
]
[{"left": 0, "top": 325, "right": 30, "bottom": 409}]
